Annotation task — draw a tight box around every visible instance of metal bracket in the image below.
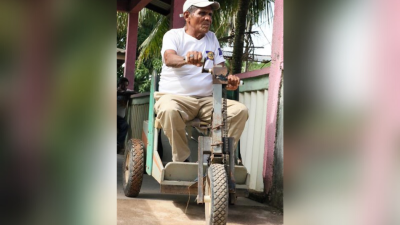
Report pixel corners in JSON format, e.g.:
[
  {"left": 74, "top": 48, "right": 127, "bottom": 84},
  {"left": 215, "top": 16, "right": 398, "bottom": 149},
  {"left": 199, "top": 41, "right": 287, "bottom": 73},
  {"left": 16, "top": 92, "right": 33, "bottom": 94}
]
[
  {"left": 212, "top": 124, "right": 223, "bottom": 130},
  {"left": 211, "top": 142, "right": 223, "bottom": 146}
]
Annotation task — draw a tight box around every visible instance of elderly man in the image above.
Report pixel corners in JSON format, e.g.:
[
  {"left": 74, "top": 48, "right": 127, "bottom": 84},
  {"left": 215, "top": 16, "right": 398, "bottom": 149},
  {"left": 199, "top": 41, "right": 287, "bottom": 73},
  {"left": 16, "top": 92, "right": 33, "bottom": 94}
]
[{"left": 155, "top": 0, "right": 248, "bottom": 162}]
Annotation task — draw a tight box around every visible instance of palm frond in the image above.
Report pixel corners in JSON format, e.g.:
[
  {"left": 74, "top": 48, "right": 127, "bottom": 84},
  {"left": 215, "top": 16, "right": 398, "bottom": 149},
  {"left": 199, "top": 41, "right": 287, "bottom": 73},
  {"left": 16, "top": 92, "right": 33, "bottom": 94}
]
[
  {"left": 212, "top": 0, "right": 240, "bottom": 39},
  {"left": 118, "top": 0, "right": 274, "bottom": 65},
  {"left": 137, "top": 15, "right": 170, "bottom": 65},
  {"left": 211, "top": 0, "right": 273, "bottom": 41},
  {"left": 139, "top": 8, "right": 163, "bottom": 25},
  {"left": 248, "top": 0, "right": 274, "bottom": 25},
  {"left": 117, "top": 12, "right": 128, "bottom": 40}
]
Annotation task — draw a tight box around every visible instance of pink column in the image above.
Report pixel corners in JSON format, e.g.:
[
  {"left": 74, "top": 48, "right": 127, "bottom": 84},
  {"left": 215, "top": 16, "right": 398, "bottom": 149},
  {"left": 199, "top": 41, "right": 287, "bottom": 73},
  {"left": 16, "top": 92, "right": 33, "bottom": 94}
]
[
  {"left": 123, "top": 12, "right": 139, "bottom": 90},
  {"left": 170, "top": 0, "right": 186, "bottom": 29},
  {"left": 263, "top": 0, "right": 284, "bottom": 194}
]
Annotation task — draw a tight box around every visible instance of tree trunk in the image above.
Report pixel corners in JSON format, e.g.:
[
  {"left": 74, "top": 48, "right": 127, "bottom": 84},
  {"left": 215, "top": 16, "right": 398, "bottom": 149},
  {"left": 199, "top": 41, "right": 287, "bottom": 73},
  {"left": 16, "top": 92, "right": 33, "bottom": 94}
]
[
  {"left": 231, "top": 0, "right": 250, "bottom": 74},
  {"left": 244, "top": 19, "right": 253, "bottom": 72}
]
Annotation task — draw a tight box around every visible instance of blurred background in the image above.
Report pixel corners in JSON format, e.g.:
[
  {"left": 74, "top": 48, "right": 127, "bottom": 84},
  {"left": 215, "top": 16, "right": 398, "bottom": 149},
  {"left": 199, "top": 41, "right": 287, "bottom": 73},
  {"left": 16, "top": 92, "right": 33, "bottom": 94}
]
[
  {"left": 0, "top": 0, "right": 399, "bottom": 224},
  {"left": 285, "top": 0, "right": 400, "bottom": 224},
  {"left": 0, "top": 1, "right": 116, "bottom": 224}
]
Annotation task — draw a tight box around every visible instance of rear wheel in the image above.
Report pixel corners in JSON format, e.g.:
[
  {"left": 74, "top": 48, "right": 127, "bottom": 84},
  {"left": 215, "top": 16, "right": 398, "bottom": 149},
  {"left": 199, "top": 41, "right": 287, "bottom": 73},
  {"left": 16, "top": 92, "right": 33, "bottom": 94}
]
[
  {"left": 122, "top": 139, "right": 144, "bottom": 197},
  {"left": 205, "top": 164, "right": 228, "bottom": 225}
]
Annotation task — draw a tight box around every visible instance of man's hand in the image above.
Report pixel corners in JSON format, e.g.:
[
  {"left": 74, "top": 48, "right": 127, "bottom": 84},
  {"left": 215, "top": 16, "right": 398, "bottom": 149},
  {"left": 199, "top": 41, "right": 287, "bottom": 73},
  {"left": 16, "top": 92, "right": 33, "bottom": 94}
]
[
  {"left": 185, "top": 51, "right": 203, "bottom": 67},
  {"left": 226, "top": 75, "right": 240, "bottom": 91}
]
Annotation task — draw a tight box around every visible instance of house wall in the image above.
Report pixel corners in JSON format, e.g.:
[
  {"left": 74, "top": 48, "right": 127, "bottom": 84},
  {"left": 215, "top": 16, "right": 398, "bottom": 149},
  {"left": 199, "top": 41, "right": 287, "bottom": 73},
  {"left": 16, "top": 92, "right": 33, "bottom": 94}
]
[
  {"left": 238, "top": 75, "right": 269, "bottom": 192},
  {"left": 264, "top": 0, "right": 284, "bottom": 198},
  {"left": 269, "top": 81, "right": 283, "bottom": 209},
  {"left": 126, "top": 94, "right": 150, "bottom": 140}
]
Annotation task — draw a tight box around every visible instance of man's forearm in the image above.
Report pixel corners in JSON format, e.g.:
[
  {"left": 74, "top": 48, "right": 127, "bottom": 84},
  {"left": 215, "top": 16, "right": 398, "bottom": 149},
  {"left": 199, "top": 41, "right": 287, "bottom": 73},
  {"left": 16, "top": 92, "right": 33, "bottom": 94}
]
[{"left": 165, "top": 54, "right": 187, "bottom": 68}]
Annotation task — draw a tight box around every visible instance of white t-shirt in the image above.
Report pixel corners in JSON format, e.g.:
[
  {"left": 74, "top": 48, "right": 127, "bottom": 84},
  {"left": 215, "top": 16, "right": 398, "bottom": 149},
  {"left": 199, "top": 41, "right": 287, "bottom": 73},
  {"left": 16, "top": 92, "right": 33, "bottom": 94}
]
[{"left": 159, "top": 28, "right": 225, "bottom": 96}]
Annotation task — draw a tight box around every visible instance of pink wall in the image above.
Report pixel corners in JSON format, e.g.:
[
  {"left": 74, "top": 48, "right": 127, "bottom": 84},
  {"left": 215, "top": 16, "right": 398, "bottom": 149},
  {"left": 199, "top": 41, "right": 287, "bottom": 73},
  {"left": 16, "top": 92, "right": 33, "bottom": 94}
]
[{"left": 263, "top": 0, "right": 284, "bottom": 194}]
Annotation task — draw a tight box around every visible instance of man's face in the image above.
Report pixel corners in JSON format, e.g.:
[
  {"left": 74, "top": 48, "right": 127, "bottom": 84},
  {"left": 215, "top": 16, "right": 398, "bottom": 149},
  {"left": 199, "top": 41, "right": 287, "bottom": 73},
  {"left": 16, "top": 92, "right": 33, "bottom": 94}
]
[
  {"left": 119, "top": 81, "right": 129, "bottom": 91},
  {"left": 187, "top": 6, "right": 213, "bottom": 34}
]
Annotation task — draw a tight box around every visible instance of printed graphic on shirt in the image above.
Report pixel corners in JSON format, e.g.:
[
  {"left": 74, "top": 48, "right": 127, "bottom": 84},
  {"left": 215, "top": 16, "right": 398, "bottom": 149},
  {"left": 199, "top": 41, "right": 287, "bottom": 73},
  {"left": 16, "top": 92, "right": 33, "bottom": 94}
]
[
  {"left": 218, "top": 48, "right": 223, "bottom": 56},
  {"left": 206, "top": 51, "right": 214, "bottom": 60}
]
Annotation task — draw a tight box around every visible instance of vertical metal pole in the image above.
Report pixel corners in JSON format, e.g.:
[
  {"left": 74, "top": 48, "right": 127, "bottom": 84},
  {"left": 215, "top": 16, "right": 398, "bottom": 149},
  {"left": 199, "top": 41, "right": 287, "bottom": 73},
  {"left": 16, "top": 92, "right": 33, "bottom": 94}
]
[
  {"left": 145, "top": 71, "right": 157, "bottom": 175},
  {"left": 229, "top": 137, "right": 236, "bottom": 193},
  {"left": 212, "top": 84, "right": 223, "bottom": 154},
  {"left": 197, "top": 137, "right": 204, "bottom": 203},
  {"left": 229, "top": 138, "right": 236, "bottom": 185}
]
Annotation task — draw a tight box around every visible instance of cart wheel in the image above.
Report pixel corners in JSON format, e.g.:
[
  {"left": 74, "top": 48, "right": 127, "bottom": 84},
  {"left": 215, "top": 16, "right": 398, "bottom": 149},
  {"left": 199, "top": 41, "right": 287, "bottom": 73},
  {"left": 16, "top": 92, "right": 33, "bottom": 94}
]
[
  {"left": 205, "top": 164, "right": 228, "bottom": 225},
  {"left": 122, "top": 139, "right": 144, "bottom": 197}
]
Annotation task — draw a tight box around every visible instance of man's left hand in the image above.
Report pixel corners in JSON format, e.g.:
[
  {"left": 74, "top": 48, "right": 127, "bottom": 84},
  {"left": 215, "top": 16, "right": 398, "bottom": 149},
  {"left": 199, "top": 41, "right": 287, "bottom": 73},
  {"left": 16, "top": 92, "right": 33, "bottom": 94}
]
[{"left": 226, "top": 75, "right": 240, "bottom": 91}]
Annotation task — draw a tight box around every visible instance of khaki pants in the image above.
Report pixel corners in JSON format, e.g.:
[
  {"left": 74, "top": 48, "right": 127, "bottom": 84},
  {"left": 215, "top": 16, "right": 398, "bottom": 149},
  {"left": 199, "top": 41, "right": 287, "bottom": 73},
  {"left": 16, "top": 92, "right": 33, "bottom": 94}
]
[{"left": 154, "top": 92, "right": 248, "bottom": 162}]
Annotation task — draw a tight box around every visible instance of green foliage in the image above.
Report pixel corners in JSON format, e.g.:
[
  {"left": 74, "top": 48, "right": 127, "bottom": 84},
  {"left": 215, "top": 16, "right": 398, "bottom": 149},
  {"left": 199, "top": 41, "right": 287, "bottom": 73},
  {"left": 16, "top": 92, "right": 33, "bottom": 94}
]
[
  {"left": 116, "top": 10, "right": 164, "bottom": 93},
  {"left": 137, "top": 0, "right": 274, "bottom": 69},
  {"left": 247, "top": 61, "right": 271, "bottom": 71},
  {"left": 117, "top": 12, "right": 128, "bottom": 49},
  {"left": 223, "top": 60, "right": 270, "bottom": 74},
  {"left": 133, "top": 62, "right": 150, "bottom": 92},
  {"left": 117, "top": 66, "right": 124, "bottom": 78},
  {"left": 231, "top": 0, "right": 273, "bottom": 74},
  {"left": 137, "top": 15, "right": 169, "bottom": 66},
  {"left": 134, "top": 58, "right": 163, "bottom": 93},
  {"left": 116, "top": 1, "right": 274, "bottom": 92},
  {"left": 138, "top": 9, "right": 164, "bottom": 50},
  {"left": 152, "top": 58, "right": 163, "bottom": 73}
]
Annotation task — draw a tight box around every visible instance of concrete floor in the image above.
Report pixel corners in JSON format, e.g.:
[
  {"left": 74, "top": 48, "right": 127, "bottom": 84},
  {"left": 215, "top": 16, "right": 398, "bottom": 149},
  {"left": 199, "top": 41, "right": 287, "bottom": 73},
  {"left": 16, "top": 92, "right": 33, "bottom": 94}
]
[{"left": 117, "top": 154, "right": 283, "bottom": 225}]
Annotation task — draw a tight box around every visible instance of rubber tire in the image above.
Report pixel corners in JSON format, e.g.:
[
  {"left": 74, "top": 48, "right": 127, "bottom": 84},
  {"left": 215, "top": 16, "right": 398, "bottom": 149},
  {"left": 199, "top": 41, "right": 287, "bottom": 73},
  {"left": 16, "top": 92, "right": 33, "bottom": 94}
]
[
  {"left": 122, "top": 139, "right": 144, "bottom": 197},
  {"left": 205, "top": 164, "right": 228, "bottom": 225}
]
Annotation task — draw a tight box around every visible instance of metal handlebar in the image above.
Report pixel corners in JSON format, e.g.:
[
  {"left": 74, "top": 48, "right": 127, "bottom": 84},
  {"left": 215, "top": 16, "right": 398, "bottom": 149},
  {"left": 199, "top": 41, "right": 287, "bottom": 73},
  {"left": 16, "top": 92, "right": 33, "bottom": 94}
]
[{"left": 184, "top": 56, "right": 244, "bottom": 86}]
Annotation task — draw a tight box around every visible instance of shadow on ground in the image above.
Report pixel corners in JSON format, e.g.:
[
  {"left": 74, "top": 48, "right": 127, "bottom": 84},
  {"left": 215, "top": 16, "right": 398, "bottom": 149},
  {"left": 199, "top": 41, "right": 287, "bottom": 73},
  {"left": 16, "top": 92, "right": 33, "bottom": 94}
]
[{"left": 117, "top": 154, "right": 283, "bottom": 225}]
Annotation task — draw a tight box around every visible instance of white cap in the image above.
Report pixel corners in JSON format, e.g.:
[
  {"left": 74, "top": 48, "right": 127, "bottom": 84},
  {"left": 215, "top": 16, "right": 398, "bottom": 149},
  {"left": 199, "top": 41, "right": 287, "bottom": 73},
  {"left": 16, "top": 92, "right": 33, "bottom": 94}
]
[{"left": 183, "top": 0, "right": 220, "bottom": 13}]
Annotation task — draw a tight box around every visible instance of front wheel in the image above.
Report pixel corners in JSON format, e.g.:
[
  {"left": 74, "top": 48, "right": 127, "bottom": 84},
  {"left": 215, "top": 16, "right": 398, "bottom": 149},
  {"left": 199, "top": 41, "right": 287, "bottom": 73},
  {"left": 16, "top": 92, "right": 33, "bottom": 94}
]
[{"left": 205, "top": 164, "right": 228, "bottom": 225}]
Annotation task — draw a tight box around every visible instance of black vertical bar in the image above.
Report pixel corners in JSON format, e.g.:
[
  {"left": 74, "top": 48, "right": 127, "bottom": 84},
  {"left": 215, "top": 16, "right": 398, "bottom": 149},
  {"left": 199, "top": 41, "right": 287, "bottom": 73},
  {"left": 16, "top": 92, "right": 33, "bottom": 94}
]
[{"left": 228, "top": 137, "right": 236, "bottom": 204}]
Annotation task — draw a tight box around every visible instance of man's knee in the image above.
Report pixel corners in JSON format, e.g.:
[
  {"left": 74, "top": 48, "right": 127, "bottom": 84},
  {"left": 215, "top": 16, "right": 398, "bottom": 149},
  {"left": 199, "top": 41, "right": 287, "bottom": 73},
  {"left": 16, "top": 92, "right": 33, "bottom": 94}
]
[
  {"left": 157, "top": 105, "right": 181, "bottom": 118},
  {"left": 231, "top": 102, "right": 249, "bottom": 119},
  {"left": 157, "top": 101, "right": 190, "bottom": 122},
  {"left": 238, "top": 103, "right": 248, "bottom": 117},
  {"left": 156, "top": 96, "right": 179, "bottom": 114}
]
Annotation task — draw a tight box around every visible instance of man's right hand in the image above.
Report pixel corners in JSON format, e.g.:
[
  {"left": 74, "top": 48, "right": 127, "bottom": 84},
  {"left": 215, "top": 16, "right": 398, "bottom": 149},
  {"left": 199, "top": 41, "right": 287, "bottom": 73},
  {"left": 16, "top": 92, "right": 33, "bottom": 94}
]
[
  {"left": 164, "top": 50, "right": 203, "bottom": 68},
  {"left": 185, "top": 51, "right": 203, "bottom": 67}
]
